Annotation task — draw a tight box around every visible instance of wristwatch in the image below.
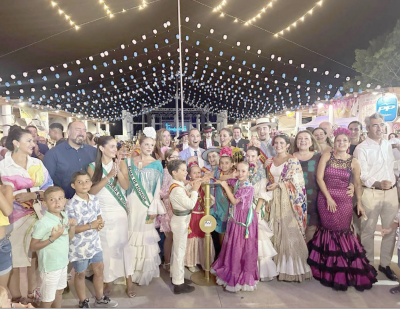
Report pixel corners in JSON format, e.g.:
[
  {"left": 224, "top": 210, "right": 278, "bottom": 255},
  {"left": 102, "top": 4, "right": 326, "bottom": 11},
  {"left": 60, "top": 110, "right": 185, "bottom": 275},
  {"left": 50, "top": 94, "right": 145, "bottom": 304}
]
[{"left": 35, "top": 191, "right": 41, "bottom": 200}]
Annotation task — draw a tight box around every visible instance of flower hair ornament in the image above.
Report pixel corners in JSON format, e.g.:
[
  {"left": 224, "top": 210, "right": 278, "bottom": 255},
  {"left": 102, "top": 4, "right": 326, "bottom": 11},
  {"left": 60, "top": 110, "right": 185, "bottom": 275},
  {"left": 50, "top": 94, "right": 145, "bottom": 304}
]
[
  {"left": 220, "top": 147, "right": 233, "bottom": 157},
  {"left": 143, "top": 127, "right": 157, "bottom": 139},
  {"left": 333, "top": 127, "right": 351, "bottom": 137}
]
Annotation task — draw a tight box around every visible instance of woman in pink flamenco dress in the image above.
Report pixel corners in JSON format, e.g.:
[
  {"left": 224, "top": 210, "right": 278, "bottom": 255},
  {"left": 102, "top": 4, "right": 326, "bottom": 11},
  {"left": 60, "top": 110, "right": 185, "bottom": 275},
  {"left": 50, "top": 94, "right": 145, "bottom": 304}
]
[{"left": 307, "top": 128, "right": 377, "bottom": 291}]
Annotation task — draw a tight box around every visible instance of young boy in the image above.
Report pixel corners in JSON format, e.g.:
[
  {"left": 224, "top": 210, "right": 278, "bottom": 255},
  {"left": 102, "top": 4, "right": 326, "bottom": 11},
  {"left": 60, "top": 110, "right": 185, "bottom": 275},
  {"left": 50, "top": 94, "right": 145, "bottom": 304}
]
[
  {"left": 65, "top": 170, "right": 117, "bottom": 308},
  {"left": 168, "top": 160, "right": 202, "bottom": 294},
  {"left": 30, "top": 186, "right": 76, "bottom": 308}
]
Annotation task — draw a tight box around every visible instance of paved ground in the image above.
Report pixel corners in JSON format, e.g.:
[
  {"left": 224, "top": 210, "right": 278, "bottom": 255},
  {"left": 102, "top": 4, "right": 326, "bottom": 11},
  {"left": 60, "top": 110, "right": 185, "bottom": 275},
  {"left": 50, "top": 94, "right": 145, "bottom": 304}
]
[{"left": 19, "top": 223, "right": 400, "bottom": 308}]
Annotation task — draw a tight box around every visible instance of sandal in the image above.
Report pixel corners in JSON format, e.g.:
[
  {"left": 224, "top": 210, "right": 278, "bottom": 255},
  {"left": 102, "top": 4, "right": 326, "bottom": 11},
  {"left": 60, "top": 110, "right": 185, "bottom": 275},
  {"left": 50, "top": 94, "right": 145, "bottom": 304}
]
[
  {"left": 126, "top": 287, "right": 137, "bottom": 298},
  {"left": 163, "top": 263, "right": 170, "bottom": 272},
  {"left": 390, "top": 286, "right": 400, "bottom": 294}
]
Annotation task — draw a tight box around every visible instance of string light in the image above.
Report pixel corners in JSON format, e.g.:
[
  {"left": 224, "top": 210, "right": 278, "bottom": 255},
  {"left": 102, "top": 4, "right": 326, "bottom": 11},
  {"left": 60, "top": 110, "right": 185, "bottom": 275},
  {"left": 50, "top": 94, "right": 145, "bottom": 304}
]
[
  {"left": 98, "top": 0, "right": 113, "bottom": 18},
  {"left": 50, "top": 1, "right": 79, "bottom": 30},
  {"left": 245, "top": 0, "right": 279, "bottom": 26},
  {"left": 274, "top": 0, "right": 324, "bottom": 37},
  {"left": 139, "top": 0, "right": 148, "bottom": 10},
  {"left": 213, "top": 0, "right": 227, "bottom": 12}
]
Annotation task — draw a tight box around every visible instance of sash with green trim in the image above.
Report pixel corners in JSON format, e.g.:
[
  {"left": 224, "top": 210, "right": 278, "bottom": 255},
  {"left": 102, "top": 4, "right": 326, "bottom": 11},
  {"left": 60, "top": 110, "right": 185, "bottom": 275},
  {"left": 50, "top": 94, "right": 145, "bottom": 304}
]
[
  {"left": 89, "top": 163, "right": 127, "bottom": 213},
  {"left": 125, "top": 159, "right": 152, "bottom": 221},
  {"left": 229, "top": 180, "right": 254, "bottom": 239}
]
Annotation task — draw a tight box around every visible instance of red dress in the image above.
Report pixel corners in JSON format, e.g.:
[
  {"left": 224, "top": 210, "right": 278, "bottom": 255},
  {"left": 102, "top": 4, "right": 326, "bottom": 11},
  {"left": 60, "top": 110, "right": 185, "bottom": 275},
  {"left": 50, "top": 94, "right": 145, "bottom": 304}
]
[{"left": 184, "top": 187, "right": 215, "bottom": 268}]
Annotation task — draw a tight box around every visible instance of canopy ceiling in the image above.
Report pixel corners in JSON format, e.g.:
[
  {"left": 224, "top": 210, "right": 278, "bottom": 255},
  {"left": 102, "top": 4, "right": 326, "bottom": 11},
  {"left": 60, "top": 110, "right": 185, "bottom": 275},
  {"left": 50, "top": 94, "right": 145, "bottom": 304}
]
[{"left": 0, "top": 0, "right": 398, "bottom": 122}]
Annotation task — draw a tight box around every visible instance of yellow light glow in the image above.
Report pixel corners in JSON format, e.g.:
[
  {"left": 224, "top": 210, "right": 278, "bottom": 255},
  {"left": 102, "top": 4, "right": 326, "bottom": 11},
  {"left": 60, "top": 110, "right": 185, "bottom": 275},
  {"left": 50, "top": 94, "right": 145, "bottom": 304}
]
[
  {"left": 51, "top": 1, "right": 56, "bottom": 7},
  {"left": 75, "top": 25, "right": 80, "bottom": 30},
  {"left": 274, "top": 33, "right": 278, "bottom": 37},
  {"left": 58, "top": 9, "right": 63, "bottom": 14},
  {"left": 309, "top": 9, "right": 313, "bottom": 14},
  {"left": 234, "top": 18, "right": 238, "bottom": 22}
]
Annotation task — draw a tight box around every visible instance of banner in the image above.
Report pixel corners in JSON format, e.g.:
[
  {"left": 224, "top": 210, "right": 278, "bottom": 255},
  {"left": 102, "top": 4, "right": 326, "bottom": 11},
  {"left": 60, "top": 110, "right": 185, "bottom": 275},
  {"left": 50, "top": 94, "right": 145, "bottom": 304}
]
[{"left": 376, "top": 93, "right": 398, "bottom": 122}]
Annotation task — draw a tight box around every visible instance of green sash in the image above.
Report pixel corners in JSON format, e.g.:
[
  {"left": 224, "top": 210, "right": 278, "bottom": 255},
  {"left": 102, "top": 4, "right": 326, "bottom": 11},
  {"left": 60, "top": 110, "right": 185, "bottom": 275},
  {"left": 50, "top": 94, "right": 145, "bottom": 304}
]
[
  {"left": 125, "top": 159, "right": 152, "bottom": 221},
  {"left": 230, "top": 180, "right": 254, "bottom": 239},
  {"left": 89, "top": 163, "right": 127, "bottom": 213}
]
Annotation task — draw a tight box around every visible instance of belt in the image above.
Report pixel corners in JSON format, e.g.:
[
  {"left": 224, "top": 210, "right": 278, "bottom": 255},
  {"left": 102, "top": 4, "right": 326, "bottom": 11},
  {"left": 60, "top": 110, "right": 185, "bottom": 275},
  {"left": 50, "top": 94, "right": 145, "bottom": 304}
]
[
  {"left": 173, "top": 209, "right": 192, "bottom": 216},
  {"left": 362, "top": 185, "right": 396, "bottom": 191}
]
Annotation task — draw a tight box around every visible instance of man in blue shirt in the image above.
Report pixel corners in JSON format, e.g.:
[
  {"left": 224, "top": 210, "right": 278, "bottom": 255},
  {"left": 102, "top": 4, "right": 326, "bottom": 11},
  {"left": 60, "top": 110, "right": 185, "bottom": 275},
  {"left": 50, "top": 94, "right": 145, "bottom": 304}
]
[
  {"left": 27, "top": 125, "right": 49, "bottom": 161},
  {"left": 43, "top": 121, "right": 97, "bottom": 199}
]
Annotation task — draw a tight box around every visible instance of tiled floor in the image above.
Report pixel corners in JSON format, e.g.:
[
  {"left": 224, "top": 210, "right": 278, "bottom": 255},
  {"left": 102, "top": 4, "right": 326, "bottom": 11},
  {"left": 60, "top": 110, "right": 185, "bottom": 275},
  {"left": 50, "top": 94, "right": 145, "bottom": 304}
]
[{"left": 19, "top": 228, "right": 400, "bottom": 308}]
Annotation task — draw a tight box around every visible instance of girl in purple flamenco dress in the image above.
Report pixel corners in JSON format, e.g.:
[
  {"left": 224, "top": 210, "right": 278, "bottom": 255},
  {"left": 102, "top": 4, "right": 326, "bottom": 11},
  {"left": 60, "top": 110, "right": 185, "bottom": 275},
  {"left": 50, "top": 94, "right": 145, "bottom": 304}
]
[
  {"left": 308, "top": 128, "right": 377, "bottom": 291},
  {"left": 211, "top": 161, "right": 259, "bottom": 292}
]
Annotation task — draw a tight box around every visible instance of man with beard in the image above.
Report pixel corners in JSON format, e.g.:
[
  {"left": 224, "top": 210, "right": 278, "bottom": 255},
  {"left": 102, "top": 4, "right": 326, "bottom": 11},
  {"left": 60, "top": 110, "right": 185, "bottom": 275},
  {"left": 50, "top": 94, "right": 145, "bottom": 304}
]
[
  {"left": 43, "top": 121, "right": 97, "bottom": 199},
  {"left": 179, "top": 128, "right": 205, "bottom": 168},
  {"left": 249, "top": 118, "right": 277, "bottom": 164}
]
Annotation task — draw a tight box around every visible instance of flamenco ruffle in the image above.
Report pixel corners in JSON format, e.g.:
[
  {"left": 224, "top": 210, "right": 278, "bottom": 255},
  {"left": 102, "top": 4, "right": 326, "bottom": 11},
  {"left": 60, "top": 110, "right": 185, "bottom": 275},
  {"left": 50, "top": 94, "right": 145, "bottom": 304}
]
[
  {"left": 129, "top": 226, "right": 161, "bottom": 286},
  {"left": 155, "top": 213, "right": 172, "bottom": 233},
  {"left": 211, "top": 267, "right": 258, "bottom": 292},
  {"left": 258, "top": 220, "right": 278, "bottom": 281},
  {"left": 184, "top": 237, "right": 215, "bottom": 268},
  {"left": 307, "top": 227, "right": 377, "bottom": 291}
]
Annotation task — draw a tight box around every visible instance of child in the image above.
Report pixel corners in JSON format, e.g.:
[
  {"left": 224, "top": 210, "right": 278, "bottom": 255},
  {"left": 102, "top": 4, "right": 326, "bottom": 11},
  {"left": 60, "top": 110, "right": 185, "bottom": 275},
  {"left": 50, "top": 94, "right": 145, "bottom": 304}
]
[
  {"left": 246, "top": 146, "right": 277, "bottom": 282},
  {"left": 211, "top": 147, "right": 236, "bottom": 252},
  {"left": 201, "top": 148, "right": 220, "bottom": 173},
  {"left": 0, "top": 286, "right": 34, "bottom": 308},
  {"left": 212, "top": 161, "right": 259, "bottom": 292},
  {"left": 184, "top": 162, "right": 215, "bottom": 273},
  {"left": 65, "top": 171, "right": 118, "bottom": 308},
  {"left": 168, "top": 160, "right": 202, "bottom": 294},
  {"left": 30, "top": 186, "right": 76, "bottom": 308},
  {"left": 382, "top": 211, "right": 400, "bottom": 294}
]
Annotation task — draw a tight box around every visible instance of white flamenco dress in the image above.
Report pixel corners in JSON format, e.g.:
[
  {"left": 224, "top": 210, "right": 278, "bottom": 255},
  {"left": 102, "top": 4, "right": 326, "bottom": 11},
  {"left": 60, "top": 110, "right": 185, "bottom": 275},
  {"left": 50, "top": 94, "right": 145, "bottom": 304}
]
[
  {"left": 250, "top": 163, "right": 278, "bottom": 282},
  {"left": 126, "top": 159, "right": 166, "bottom": 286},
  {"left": 91, "top": 161, "right": 134, "bottom": 283}
]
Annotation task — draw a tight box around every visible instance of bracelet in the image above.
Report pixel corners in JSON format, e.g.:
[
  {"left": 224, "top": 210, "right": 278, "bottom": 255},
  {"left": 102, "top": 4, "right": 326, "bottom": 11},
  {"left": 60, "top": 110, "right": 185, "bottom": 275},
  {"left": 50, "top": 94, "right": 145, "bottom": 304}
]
[
  {"left": 89, "top": 223, "right": 92, "bottom": 230},
  {"left": 48, "top": 236, "right": 54, "bottom": 243}
]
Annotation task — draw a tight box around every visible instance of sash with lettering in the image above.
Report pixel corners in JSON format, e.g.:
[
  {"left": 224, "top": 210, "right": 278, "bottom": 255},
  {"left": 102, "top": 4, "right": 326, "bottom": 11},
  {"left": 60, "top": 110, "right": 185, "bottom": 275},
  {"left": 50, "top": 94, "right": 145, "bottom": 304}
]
[
  {"left": 125, "top": 159, "right": 152, "bottom": 221},
  {"left": 89, "top": 163, "right": 127, "bottom": 213},
  {"left": 258, "top": 144, "right": 268, "bottom": 165}
]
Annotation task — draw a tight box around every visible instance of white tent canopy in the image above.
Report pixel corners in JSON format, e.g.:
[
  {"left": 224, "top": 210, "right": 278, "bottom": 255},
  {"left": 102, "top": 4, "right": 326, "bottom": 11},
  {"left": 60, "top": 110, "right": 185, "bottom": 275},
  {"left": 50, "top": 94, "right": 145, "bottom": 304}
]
[{"left": 299, "top": 116, "right": 359, "bottom": 131}]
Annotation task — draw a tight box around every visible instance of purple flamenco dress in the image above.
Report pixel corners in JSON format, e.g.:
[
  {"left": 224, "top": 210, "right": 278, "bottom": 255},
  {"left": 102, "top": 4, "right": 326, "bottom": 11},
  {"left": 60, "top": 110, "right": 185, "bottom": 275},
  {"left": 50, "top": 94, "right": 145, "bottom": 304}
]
[
  {"left": 211, "top": 179, "right": 259, "bottom": 292},
  {"left": 307, "top": 153, "right": 377, "bottom": 291}
]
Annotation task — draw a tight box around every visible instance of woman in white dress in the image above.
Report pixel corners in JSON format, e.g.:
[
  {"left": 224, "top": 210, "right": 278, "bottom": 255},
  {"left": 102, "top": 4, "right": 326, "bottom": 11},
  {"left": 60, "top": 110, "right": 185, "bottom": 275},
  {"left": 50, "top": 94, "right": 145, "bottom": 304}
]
[
  {"left": 88, "top": 136, "right": 135, "bottom": 297},
  {"left": 246, "top": 146, "right": 278, "bottom": 282},
  {"left": 126, "top": 128, "right": 165, "bottom": 286}
]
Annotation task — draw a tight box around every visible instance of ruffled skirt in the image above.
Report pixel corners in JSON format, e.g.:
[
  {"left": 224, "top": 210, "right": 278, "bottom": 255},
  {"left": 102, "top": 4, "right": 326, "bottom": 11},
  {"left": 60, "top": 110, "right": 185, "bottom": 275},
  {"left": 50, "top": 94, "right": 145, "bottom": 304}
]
[
  {"left": 258, "top": 220, "right": 278, "bottom": 281},
  {"left": 307, "top": 227, "right": 377, "bottom": 291},
  {"left": 184, "top": 237, "right": 215, "bottom": 268}
]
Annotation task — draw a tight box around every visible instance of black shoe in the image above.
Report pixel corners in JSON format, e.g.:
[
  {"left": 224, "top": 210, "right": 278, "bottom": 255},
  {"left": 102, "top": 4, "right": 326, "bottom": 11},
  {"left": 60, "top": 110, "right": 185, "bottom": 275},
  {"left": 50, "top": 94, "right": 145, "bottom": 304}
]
[
  {"left": 173, "top": 283, "right": 195, "bottom": 294},
  {"left": 379, "top": 265, "right": 398, "bottom": 281},
  {"left": 85, "top": 274, "right": 94, "bottom": 282},
  {"left": 62, "top": 283, "right": 70, "bottom": 295},
  {"left": 79, "top": 298, "right": 90, "bottom": 308},
  {"left": 184, "top": 278, "right": 193, "bottom": 285}
]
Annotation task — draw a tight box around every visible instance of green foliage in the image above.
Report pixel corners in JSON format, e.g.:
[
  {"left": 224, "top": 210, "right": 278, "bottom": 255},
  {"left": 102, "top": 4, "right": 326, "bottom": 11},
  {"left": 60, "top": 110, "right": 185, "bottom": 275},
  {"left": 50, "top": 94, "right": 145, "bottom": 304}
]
[{"left": 344, "top": 19, "right": 400, "bottom": 91}]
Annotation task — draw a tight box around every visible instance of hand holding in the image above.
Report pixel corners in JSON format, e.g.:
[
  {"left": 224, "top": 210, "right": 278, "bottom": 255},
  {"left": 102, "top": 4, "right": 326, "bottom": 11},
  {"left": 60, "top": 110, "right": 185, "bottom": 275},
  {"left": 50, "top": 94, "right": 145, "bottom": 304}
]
[
  {"left": 51, "top": 224, "right": 65, "bottom": 240},
  {"left": 192, "top": 179, "right": 202, "bottom": 191},
  {"left": 15, "top": 192, "right": 35, "bottom": 203},
  {"left": 264, "top": 158, "right": 273, "bottom": 168},
  {"left": 357, "top": 203, "right": 366, "bottom": 217},
  {"left": 67, "top": 218, "right": 77, "bottom": 227},
  {"left": 381, "top": 228, "right": 393, "bottom": 237},
  {"left": 266, "top": 183, "right": 278, "bottom": 191},
  {"left": 381, "top": 180, "right": 392, "bottom": 190}
]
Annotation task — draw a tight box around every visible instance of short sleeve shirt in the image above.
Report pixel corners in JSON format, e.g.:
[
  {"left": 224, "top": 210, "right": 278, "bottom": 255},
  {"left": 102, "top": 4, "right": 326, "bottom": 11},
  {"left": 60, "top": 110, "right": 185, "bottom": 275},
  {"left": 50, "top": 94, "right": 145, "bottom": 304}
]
[
  {"left": 32, "top": 211, "right": 69, "bottom": 272},
  {"left": 65, "top": 194, "right": 102, "bottom": 262}
]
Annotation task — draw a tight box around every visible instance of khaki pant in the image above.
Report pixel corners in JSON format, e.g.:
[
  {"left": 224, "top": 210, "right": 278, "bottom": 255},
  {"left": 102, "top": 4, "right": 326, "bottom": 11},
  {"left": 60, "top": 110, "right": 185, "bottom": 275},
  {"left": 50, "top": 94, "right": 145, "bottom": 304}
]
[
  {"left": 170, "top": 214, "right": 191, "bottom": 285},
  {"left": 361, "top": 187, "right": 398, "bottom": 267}
]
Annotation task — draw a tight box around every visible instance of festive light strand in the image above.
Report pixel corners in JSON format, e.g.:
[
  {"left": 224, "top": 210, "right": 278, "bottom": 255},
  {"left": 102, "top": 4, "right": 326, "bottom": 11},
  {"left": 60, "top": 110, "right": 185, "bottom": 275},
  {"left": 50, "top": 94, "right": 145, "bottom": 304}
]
[
  {"left": 245, "top": 0, "right": 279, "bottom": 26},
  {"left": 139, "top": 0, "right": 148, "bottom": 10},
  {"left": 50, "top": 1, "right": 79, "bottom": 30},
  {"left": 274, "top": 0, "right": 324, "bottom": 37},
  {"left": 99, "top": 0, "right": 114, "bottom": 18},
  {"left": 213, "top": 0, "right": 228, "bottom": 13}
]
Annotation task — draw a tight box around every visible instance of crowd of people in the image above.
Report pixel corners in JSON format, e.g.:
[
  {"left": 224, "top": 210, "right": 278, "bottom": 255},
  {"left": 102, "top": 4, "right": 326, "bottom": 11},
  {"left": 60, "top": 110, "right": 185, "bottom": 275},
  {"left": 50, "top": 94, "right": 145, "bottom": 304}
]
[{"left": 0, "top": 111, "right": 399, "bottom": 308}]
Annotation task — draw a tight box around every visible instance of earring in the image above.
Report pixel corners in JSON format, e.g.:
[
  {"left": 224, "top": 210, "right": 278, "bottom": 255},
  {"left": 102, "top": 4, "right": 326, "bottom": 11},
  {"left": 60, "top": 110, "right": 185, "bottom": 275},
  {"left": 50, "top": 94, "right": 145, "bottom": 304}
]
[{"left": 15, "top": 146, "right": 19, "bottom": 153}]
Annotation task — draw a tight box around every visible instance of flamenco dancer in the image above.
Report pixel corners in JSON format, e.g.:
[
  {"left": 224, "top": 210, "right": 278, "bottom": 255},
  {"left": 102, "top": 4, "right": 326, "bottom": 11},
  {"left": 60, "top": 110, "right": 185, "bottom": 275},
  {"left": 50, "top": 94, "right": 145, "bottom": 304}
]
[
  {"left": 307, "top": 128, "right": 377, "bottom": 291},
  {"left": 184, "top": 162, "right": 215, "bottom": 273},
  {"left": 212, "top": 161, "right": 259, "bottom": 292}
]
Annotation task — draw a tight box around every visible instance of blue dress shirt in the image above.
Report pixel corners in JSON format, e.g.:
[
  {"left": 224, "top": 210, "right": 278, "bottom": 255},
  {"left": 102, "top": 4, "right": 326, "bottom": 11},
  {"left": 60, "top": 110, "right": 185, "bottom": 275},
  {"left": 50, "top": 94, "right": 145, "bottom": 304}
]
[{"left": 43, "top": 141, "right": 97, "bottom": 199}]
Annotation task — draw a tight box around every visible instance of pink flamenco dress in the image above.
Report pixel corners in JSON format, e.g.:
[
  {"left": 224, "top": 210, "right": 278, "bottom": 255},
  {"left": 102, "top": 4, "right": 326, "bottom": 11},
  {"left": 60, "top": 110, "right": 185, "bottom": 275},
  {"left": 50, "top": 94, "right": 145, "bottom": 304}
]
[
  {"left": 211, "top": 179, "right": 259, "bottom": 292},
  {"left": 307, "top": 153, "right": 377, "bottom": 291},
  {"left": 156, "top": 168, "right": 174, "bottom": 233}
]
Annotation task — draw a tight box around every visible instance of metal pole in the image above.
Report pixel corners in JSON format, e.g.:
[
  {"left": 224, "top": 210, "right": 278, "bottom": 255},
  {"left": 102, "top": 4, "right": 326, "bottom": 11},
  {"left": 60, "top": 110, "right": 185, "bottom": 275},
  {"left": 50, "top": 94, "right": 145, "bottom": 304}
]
[
  {"left": 177, "top": 0, "right": 185, "bottom": 130},
  {"left": 175, "top": 80, "right": 180, "bottom": 136},
  {"left": 204, "top": 183, "right": 211, "bottom": 281}
]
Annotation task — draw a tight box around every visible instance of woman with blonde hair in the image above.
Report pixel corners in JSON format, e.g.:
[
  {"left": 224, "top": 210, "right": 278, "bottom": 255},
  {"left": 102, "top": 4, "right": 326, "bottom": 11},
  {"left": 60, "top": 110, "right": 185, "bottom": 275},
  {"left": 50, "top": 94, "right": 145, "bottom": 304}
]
[
  {"left": 313, "top": 127, "right": 333, "bottom": 154},
  {"left": 154, "top": 129, "right": 172, "bottom": 160}
]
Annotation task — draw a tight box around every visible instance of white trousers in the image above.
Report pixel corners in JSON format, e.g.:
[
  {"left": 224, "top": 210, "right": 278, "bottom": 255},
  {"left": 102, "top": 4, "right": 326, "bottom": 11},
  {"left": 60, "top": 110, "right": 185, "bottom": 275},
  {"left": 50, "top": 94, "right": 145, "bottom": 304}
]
[{"left": 170, "top": 214, "right": 191, "bottom": 285}]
